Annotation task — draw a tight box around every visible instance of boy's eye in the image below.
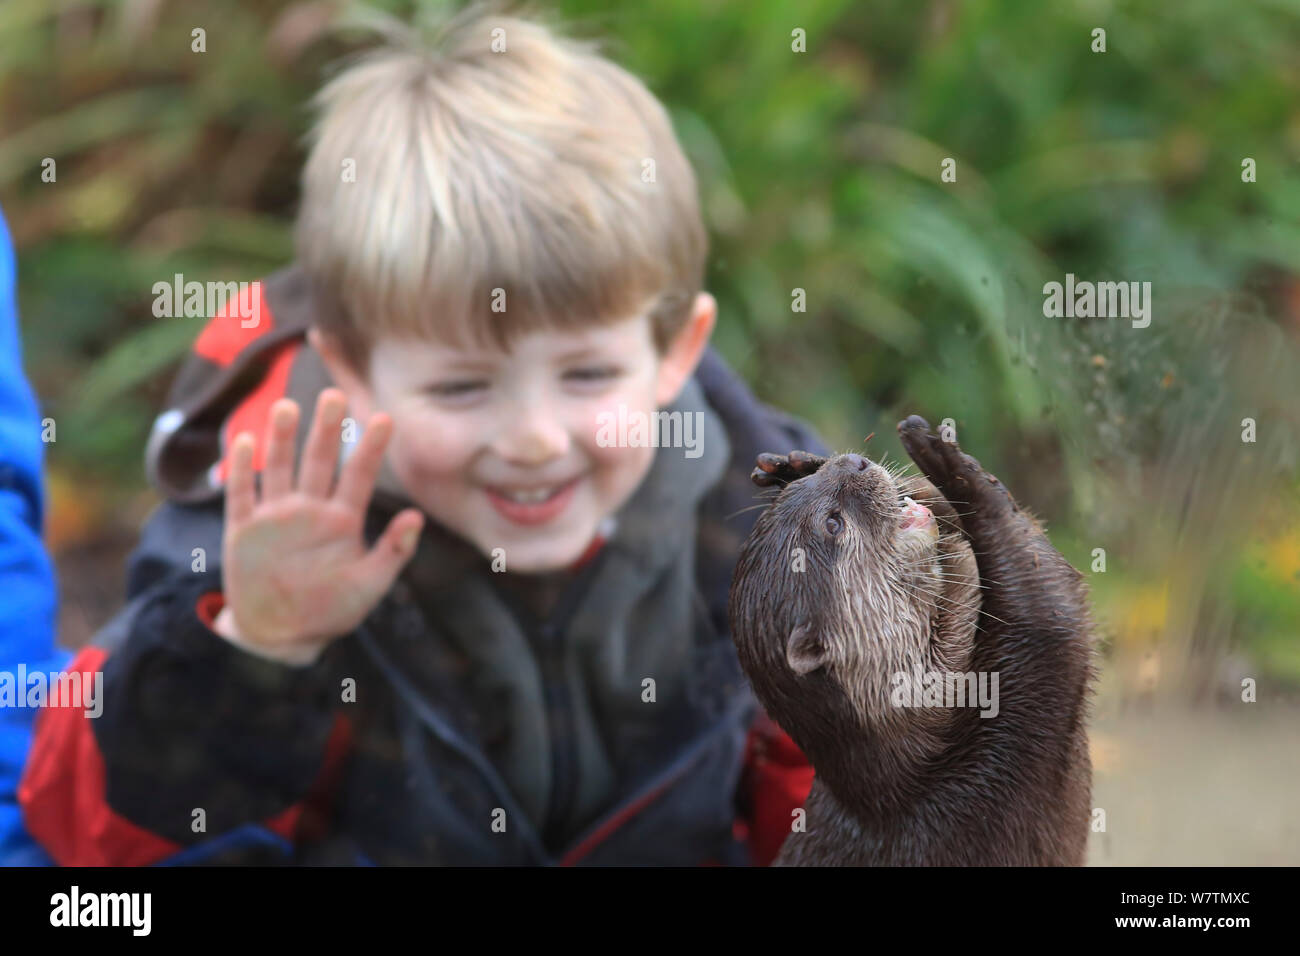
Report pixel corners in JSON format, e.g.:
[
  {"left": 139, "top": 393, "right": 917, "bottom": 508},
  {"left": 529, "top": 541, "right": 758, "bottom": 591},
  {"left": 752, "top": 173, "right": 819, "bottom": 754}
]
[
  {"left": 564, "top": 366, "right": 621, "bottom": 383},
  {"left": 425, "top": 380, "right": 487, "bottom": 398}
]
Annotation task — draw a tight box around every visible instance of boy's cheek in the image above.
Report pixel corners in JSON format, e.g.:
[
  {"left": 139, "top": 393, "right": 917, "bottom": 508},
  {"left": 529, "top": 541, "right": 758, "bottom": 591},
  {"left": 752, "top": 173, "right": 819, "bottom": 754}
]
[
  {"left": 385, "top": 419, "right": 478, "bottom": 486},
  {"left": 590, "top": 436, "right": 654, "bottom": 479},
  {"left": 579, "top": 382, "right": 661, "bottom": 447}
]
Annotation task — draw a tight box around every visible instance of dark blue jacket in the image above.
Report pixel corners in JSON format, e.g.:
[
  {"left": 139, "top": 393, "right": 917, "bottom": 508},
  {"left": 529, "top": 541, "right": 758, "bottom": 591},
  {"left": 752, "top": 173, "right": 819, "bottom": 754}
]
[{"left": 19, "top": 268, "right": 826, "bottom": 865}]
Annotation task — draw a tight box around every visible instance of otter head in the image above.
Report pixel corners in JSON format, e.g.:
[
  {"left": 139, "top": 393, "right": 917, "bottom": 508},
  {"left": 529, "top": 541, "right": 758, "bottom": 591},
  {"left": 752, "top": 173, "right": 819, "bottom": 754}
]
[{"left": 728, "top": 451, "right": 981, "bottom": 776}]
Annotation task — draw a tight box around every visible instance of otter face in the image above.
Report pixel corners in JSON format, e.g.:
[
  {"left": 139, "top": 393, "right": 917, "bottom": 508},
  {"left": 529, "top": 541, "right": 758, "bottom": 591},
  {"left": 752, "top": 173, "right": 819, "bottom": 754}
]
[{"left": 730, "top": 451, "right": 980, "bottom": 736}]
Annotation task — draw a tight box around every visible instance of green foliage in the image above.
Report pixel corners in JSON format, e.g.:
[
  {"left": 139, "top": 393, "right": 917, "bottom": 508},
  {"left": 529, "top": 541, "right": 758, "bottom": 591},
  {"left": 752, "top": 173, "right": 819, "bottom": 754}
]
[{"left": 3, "top": 0, "right": 1298, "bottom": 680}]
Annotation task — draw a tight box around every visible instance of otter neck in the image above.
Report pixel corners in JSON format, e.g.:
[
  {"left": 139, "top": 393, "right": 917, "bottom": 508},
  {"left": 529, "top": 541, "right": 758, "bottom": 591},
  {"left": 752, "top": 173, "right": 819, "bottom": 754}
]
[
  {"left": 802, "top": 702, "right": 963, "bottom": 825},
  {"left": 815, "top": 546, "right": 982, "bottom": 822}
]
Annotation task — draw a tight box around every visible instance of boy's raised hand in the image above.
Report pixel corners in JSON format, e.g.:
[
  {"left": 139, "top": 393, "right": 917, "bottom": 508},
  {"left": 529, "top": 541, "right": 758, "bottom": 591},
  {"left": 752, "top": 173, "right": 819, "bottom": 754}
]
[{"left": 212, "top": 388, "right": 425, "bottom": 664}]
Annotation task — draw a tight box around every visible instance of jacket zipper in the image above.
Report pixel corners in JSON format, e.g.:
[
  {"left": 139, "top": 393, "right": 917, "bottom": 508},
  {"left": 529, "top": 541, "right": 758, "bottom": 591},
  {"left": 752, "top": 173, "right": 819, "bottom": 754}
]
[
  {"left": 523, "top": 555, "right": 606, "bottom": 851},
  {"left": 358, "top": 630, "right": 551, "bottom": 863},
  {"left": 535, "top": 618, "right": 574, "bottom": 851},
  {"left": 364, "top": 547, "right": 758, "bottom": 864},
  {"left": 557, "top": 691, "right": 756, "bottom": 865},
  {"left": 367, "top": 625, "right": 756, "bottom": 865}
]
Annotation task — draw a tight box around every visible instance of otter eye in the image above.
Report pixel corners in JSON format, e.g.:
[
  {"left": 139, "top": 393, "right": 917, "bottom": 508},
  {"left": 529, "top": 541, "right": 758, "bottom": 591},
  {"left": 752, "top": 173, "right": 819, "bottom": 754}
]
[{"left": 825, "top": 512, "right": 843, "bottom": 536}]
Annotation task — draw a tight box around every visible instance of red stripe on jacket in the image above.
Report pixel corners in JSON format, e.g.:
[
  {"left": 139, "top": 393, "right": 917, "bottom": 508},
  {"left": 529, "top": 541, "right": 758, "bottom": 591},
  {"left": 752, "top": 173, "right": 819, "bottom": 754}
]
[
  {"left": 18, "top": 648, "right": 178, "bottom": 866},
  {"left": 213, "top": 342, "right": 300, "bottom": 485},
  {"left": 193, "top": 281, "right": 274, "bottom": 367},
  {"left": 739, "top": 711, "right": 814, "bottom": 866},
  {"left": 190, "top": 278, "right": 296, "bottom": 485}
]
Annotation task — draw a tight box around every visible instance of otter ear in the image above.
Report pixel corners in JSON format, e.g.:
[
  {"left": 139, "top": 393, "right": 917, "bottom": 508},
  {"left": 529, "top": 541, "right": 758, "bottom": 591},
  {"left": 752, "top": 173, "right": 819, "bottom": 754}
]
[{"left": 786, "top": 622, "right": 828, "bottom": 676}]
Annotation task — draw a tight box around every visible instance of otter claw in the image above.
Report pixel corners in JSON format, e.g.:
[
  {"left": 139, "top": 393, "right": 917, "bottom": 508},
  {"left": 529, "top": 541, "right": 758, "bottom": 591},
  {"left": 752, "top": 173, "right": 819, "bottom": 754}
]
[
  {"left": 751, "top": 450, "right": 829, "bottom": 487},
  {"left": 788, "top": 450, "right": 824, "bottom": 473},
  {"left": 896, "top": 414, "right": 1016, "bottom": 521},
  {"left": 897, "top": 416, "right": 960, "bottom": 487}
]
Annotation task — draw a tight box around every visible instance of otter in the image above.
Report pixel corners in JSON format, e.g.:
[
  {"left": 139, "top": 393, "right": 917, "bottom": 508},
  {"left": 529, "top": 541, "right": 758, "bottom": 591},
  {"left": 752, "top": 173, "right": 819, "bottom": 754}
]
[{"left": 729, "top": 416, "right": 1095, "bottom": 865}]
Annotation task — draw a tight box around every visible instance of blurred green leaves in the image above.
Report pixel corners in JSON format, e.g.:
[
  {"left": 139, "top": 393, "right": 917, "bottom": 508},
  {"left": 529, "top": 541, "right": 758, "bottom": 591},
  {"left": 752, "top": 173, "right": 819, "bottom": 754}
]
[{"left": 3, "top": 0, "right": 1299, "bottom": 682}]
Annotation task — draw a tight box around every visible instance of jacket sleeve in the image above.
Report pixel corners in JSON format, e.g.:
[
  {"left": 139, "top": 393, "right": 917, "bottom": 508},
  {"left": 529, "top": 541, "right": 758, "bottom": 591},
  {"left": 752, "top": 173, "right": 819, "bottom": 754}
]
[
  {"left": 18, "top": 500, "right": 352, "bottom": 865},
  {"left": 0, "top": 207, "right": 70, "bottom": 866}
]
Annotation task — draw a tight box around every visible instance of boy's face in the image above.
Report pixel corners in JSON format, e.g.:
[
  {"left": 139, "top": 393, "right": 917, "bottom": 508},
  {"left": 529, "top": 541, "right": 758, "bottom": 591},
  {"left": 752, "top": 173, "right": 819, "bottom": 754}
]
[{"left": 312, "top": 294, "right": 715, "bottom": 573}]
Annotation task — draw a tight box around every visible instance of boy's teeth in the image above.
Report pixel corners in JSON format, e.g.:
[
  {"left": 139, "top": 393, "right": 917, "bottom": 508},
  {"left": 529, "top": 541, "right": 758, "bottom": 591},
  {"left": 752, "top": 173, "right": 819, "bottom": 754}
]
[{"left": 500, "top": 485, "right": 558, "bottom": 504}]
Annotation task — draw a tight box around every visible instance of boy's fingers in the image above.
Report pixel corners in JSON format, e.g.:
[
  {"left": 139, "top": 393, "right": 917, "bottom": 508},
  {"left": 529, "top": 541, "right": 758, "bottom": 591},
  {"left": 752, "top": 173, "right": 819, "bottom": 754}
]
[
  {"left": 225, "top": 431, "right": 257, "bottom": 527},
  {"left": 358, "top": 508, "right": 424, "bottom": 592},
  {"left": 261, "top": 399, "right": 299, "bottom": 500},
  {"left": 334, "top": 413, "right": 393, "bottom": 513},
  {"left": 298, "top": 389, "right": 348, "bottom": 498}
]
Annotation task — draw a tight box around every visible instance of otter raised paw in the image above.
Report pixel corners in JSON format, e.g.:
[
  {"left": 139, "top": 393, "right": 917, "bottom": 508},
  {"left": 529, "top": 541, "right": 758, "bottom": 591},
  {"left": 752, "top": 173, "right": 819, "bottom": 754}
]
[
  {"left": 750, "top": 450, "right": 829, "bottom": 487},
  {"left": 728, "top": 419, "right": 1095, "bottom": 866}
]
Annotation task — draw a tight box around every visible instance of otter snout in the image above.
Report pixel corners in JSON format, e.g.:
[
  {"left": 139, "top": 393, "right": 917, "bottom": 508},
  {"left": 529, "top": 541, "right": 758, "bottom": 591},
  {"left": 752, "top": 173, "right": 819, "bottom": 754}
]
[
  {"left": 826, "top": 453, "right": 890, "bottom": 490},
  {"left": 827, "top": 452, "right": 884, "bottom": 480}
]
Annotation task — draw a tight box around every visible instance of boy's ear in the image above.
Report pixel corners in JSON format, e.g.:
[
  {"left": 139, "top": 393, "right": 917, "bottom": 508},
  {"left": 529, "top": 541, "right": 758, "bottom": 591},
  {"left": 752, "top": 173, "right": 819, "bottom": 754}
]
[
  {"left": 308, "top": 327, "right": 373, "bottom": 415},
  {"left": 654, "top": 292, "right": 716, "bottom": 407}
]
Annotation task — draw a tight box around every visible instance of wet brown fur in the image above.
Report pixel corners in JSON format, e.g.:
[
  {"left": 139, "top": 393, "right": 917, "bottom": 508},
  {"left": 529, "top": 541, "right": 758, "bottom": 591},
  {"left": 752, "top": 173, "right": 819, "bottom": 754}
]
[{"left": 728, "top": 417, "right": 1095, "bottom": 865}]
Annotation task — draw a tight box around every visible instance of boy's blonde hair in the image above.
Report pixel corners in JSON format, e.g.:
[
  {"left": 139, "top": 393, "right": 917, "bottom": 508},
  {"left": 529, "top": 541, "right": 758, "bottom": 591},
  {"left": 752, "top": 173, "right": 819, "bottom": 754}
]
[{"left": 295, "top": 3, "right": 708, "bottom": 376}]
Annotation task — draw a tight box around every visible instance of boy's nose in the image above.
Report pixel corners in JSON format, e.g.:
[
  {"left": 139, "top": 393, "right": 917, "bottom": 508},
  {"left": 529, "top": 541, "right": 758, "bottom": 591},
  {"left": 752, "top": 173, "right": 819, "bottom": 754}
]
[{"left": 493, "top": 404, "right": 570, "bottom": 465}]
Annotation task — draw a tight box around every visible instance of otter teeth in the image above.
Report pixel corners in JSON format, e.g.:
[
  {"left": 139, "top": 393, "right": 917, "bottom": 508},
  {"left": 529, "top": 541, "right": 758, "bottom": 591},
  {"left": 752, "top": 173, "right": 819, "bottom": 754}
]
[{"left": 900, "top": 496, "right": 937, "bottom": 535}]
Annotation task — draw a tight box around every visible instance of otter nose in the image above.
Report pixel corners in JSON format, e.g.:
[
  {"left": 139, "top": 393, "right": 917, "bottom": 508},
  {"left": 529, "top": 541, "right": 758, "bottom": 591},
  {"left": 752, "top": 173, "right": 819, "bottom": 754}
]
[{"left": 842, "top": 453, "right": 869, "bottom": 471}]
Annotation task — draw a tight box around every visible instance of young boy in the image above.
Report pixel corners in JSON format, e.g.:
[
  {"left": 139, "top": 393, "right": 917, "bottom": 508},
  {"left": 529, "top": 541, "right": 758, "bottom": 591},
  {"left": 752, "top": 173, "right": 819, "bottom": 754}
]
[{"left": 19, "top": 7, "right": 822, "bottom": 865}]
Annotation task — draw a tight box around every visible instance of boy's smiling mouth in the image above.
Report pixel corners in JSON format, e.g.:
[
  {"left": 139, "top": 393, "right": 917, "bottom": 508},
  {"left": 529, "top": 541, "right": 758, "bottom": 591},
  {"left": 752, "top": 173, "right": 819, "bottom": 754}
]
[{"left": 483, "top": 475, "right": 584, "bottom": 526}]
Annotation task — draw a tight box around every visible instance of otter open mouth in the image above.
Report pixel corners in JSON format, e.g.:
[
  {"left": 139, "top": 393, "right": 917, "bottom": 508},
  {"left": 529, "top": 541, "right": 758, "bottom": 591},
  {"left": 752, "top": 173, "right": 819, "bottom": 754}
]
[{"left": 900, "top": 495, "right": 936, "bottom": 533}]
